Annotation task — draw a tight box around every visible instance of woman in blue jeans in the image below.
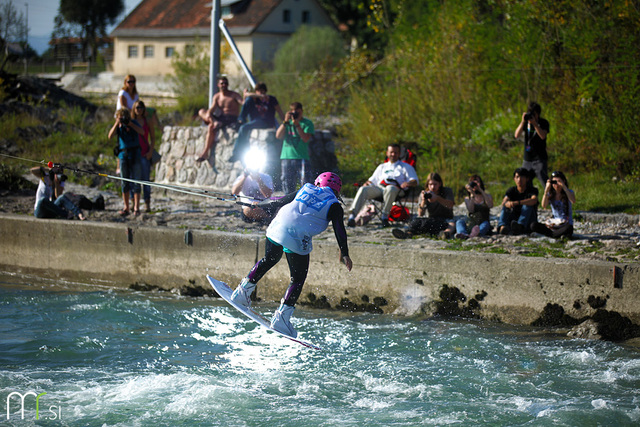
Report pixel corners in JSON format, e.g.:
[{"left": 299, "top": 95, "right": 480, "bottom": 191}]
[{"left": 455, "top": 174, "right": 493, "bottom": 239}]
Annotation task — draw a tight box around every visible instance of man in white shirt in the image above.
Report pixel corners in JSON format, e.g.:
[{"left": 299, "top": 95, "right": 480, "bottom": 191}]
[{"left": 347, "top": 144, "right": 418, "bottom": 227}]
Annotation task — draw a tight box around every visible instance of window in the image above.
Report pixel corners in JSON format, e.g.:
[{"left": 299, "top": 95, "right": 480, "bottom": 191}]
[
  {"left": 128, "top": 45, "right": 138, "bottom": 58},
  {"left": 144, "top": 45, "right": 154, "bottom": 58},
  {"left": 283, "top": 9, "right": 291, "bottom": 23},
  {"left": 302, "top": 10, "right": 310, "bottom": 23},
  {"left": 165, "top": 47, "right": 175, "bottom": 58}
]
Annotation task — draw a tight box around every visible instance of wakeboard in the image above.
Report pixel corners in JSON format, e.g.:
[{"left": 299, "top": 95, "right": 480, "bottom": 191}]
[{"left": 207, "top": 275, "right": 321, "bottom": 350}]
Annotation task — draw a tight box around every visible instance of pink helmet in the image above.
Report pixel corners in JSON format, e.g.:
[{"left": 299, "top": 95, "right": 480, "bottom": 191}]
[{"left": 315, "top": 172, "right": 342, "bottom": 193}]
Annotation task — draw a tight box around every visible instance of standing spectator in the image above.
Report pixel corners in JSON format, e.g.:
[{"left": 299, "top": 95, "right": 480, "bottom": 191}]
[
  {"left": 131, "top": 100, "right": 155, "bottom": 213},
  {"left": 498, "top": 168, "right": 539, "bottom": 235},
  {"left": 231, "top": 168, "right": 276, "bottom": 224},
  {"left": 116, "top": 74, "right": 139, "bottom": 112},
  {"left": 347, "top": 144, "right": 419, "bottom": 227},
  {"left": 228, "top": 82, "right": 285, "bottom": 164},
  {"left": 196, "top": 76, "right": 243, "bottom": 162},
  {"left": 275, "top": 102, "right": 314, "bottom": 194},
  {"left": 109, "top": 108, "right": 144, "bottom": 216},
  {"left": 514, "top": 102, "right": 550, "bottom": 185},
  {"left": 391, "top": 172, "right": 453, "bottom": 239},
  {"left": 531, "top": 171, "right": 576, "bottom": 238},
  {"left": 455, "top": 174, "right": 493, "bottom": 239},
  {"left": 30, "top": 166, "right": 86, "bottom": 220}
]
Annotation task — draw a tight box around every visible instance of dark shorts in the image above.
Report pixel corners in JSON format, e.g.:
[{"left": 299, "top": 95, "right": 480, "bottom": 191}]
[{"left": 212, "top": 114, "right": 238, "bottom": 129}]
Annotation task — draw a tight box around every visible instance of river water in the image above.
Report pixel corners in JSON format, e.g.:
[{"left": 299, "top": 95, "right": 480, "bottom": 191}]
[{"left": 1, "top": 276, "right": 639, "bottom": 426}]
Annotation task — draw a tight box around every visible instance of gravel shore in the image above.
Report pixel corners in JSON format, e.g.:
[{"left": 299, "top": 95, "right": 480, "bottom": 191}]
[{"left": 3, "top": 177, "right": 640, "bottom": 264}]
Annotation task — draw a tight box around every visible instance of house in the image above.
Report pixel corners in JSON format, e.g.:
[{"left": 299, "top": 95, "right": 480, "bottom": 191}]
[{"left": 110, "top": 0, "right": 335, "bottom": 77}]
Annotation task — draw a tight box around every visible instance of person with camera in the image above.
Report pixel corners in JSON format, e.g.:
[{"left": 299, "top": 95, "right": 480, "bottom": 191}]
[
  {"left": 228, "top": 82, "right": 285, "bottom": 164},
  {"left": 275, "top": 102, "right": 315, "bottom": 194},
  {"left": 392, "top": 172, "right": 453, "bottom": 239},
  {"left": 454, "top": 175, "right": 493, "bottom": 239},
  {"left": 231, "top": 167, "right": 276, "bottom": 224},
  {"left": 531, "top": 171, "right": 576, "bottom": 238},
  {"left": 497, "top": 167, "right": 539, "bottom": 235},
  {"left": 30, "top": 166, "right": 86, "bottom": 221},
  {"left": 109, "top": 108, "right": 144, "bottom": 216},
  {"left": 514, "top": 101, "right": 550, "bottom": 185},
  {"left": 347, "top": 144, "right": 419, "bottom": 228}
]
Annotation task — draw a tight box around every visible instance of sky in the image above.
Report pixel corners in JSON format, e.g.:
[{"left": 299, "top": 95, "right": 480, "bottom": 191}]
[{"left": 10, "top": 0, "right": 144, "bottom": 54}]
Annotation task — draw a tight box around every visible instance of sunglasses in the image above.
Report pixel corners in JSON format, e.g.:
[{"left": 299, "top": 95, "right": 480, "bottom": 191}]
[
  {"left": 135, "top": 106, "right": 145, "bottom": 109},
  {"left": 127, "top": 80, "right": 135, "bottom": 83}
]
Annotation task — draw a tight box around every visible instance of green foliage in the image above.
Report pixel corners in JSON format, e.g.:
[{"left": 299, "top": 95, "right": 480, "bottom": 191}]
[
  {"left": 0, "top": 163, "right": 36, "bottom": 192},
  {"left": 327, "top": 0, "right": 640, "bottom": 209},
  {"left": 273, "top": 25, "right": 347, "bottom": 74},
  {"left": 168, "top": 42, "right": 211, "bottom": 115}
]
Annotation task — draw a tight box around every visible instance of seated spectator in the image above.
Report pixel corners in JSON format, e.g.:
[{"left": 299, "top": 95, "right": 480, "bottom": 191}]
[
  {"left": 531, "top": 171, "right": 576, "bottom": 238},
  {"left": 30, "top": 166, "right": 86, "bottom": 220},
  {"left": 231, "top": 168, "right": 276, "bottom": 224},
  {"left": 392, "top": 172, "right": 454, "bottom": 239},
  {"left": 347, "top": 144, "right": 419, "bottom": 227},
  {"left": 196, "top": 76, "right": 243, "bottom": 162},
  {"left": 228, "top": 82, "right": 285, "bottom": 164},
  {"left": 498, "top": 167, "right": 538, "bottom": 235},
  {"left": 455, "top": 174, "right": 493, "bottom": 239}
]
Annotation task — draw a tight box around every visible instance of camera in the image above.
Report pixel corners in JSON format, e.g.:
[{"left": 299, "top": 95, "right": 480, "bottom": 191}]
[
  {"left": 425, "top": 192, "right": 433, "bottom": 200},
  {"left": 290, "top": 111, "right": 299, "bottom": 120},
  {"left": 550, "top": 179, "right": 557, "bottom": 184},
  {"left": 469, "top": 181, "right": 477, "bottom": 189},
  {"left": 121, "top": 116, "right": 130, "bottom": 126},
  {"left": 524, "top": 112, "right": 533, "bottom": 121}
]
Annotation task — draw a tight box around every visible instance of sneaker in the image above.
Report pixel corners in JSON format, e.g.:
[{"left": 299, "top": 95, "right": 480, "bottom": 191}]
[
  {"left": 469, "top": 225, "right": 480, "bottom": 238},
  {"left": 230, "top": 277, "right": 256, "bottom": 308},
  {"left": 454, "top": 233, "right": 468, "bottom": 240},
  {"left": 392, "top": 228, "right": 410, "bottom": 239},
  {"left": 511, "top": 220, "right": 525, "bottom": 235},
  {"left": 381, "top": 218, "right": 390, "bottom": 227},
  {"left": 270, "top": 301, "right": 297, "bottom": 338},
  {"left": 347, "top": 216, "right": 356, "bottom": 227}
]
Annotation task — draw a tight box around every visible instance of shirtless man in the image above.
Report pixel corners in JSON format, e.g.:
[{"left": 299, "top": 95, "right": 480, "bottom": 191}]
[{"left": 196, "top": 76, "right": 243, "bottom": 162}]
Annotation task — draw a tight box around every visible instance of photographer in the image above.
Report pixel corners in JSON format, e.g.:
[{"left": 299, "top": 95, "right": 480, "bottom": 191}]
[
  {"left": 497, "top": 168, "right": 539, "bottom": 235},
  {"left": 108, "top": 108, "right": 144, "bottom": 216},
  {"left": 275, "top": 102, "right": 314, "bottom": 194},
  {"left": 231, "top": 167, "right": 275, "bottom": 224},
  {"left": 392, "top": 172, "right": 453, "bottom": 239},
  {"left": 454, "top": 174, "right": 493, "bottom": 239},
  {"left": 514, "top": 101, "right": 550, "bottom": 185},
  {"left": 30, "top": 166, "right": 86, "bottom": 220},
  {"left": 531, "top": 171, "right": 576, "bottom": 238}
]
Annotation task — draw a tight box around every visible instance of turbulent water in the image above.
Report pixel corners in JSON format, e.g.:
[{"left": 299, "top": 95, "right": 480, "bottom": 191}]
[{"left": 1, "top": 276, "right": 639, "bottom": 426}]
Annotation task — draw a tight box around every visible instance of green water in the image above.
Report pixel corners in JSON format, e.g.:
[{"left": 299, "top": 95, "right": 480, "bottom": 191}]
[{"left": 1, "top": 277, "right": 639, "bottom": 426}]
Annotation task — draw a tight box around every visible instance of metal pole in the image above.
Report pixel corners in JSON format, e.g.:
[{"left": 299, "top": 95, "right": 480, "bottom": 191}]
[
  {"left": 209, "top": 0, "right": 221, "bottom": 107},
  {"left": 219, "top": 20, "right": 256, "bottom": 89}
]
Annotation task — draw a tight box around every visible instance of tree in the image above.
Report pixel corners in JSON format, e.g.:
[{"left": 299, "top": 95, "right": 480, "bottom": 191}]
[
  {"left": 58, "top": 0, "right": 123, "bottom": 62},
  {"left": 0, "top": 0, "right": 27, "bottom": 62}
]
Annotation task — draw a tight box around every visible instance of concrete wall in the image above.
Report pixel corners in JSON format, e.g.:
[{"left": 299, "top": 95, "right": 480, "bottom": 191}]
[{"left": 1, "top": 215, "right": 638, "bottom": 325}]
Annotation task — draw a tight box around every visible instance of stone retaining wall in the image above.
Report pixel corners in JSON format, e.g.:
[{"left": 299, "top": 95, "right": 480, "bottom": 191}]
[
  {"left": 1, "top": 215, "right": 639, "bottom": 330},
  {"left": 154, "top": 125, "right": 337, "bottom": 192}
]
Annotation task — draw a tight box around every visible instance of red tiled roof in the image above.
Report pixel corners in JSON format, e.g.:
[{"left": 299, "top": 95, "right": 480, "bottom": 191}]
[{"left": 114, "top": 0, "right": 282, "bottom": 32}]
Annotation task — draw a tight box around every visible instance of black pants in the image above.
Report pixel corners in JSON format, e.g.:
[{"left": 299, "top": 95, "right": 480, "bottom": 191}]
[{"left": 246, "top": 238, "right": 309, "bottom": 306}]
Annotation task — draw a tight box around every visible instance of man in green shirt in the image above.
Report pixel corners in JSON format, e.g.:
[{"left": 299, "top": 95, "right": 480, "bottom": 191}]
[{"left": 275, "top": 102, "right": 314, "bottom": 193}]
